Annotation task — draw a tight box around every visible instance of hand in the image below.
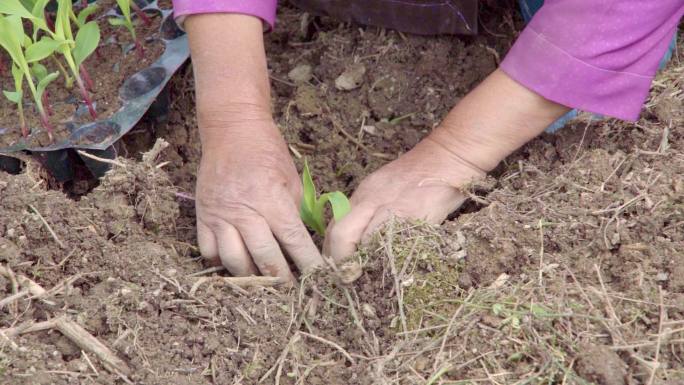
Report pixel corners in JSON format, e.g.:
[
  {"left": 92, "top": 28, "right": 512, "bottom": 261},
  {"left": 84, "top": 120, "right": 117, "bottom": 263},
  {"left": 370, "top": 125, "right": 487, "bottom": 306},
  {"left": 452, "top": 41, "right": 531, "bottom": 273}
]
[
  {"left": 195, "top": 119, "right": 323, "bottom": 281},
  {"left": 324, "top": 69, "right": 570, "bottom": 260},
  {"left": 324, "top": 134, "right": 486, "bottom": 260}
]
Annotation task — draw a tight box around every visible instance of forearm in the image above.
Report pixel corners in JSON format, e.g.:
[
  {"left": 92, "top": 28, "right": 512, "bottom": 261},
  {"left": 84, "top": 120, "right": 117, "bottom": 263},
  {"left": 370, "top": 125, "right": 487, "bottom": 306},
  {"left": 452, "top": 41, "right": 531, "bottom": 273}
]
[
  {"left": 185, "top": 14, "right": 273, "bottom": 148},
  {"left": 432, "top": 69, "right": 570, "bottom": 172}
]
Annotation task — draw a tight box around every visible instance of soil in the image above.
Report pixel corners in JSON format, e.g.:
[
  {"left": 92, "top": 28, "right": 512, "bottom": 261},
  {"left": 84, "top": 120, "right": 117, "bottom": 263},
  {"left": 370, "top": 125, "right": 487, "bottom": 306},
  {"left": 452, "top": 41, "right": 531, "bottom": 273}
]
[
  {"left": 1, "top": 2, "right": 683, "bottom": 384},
  {"left": 0, "top": 0, "right": 166, "bottom": 148}
]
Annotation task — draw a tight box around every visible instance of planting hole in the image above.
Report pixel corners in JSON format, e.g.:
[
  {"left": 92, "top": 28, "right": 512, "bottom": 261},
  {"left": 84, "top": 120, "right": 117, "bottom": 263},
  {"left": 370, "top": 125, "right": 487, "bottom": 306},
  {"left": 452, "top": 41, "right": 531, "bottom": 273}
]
[{"left": 120, "top": 67, "right": 167, "bottom": 100}]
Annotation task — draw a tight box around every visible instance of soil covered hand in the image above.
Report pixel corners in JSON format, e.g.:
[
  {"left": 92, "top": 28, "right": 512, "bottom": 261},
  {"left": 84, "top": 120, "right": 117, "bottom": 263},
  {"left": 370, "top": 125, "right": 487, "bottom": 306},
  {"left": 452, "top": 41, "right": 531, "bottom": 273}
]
[
  {"left": 324, "top": 134, "right": 485, "bottom": 260},
  {"left": 195, "top": 120, "right": 323, "bottom": 281}
]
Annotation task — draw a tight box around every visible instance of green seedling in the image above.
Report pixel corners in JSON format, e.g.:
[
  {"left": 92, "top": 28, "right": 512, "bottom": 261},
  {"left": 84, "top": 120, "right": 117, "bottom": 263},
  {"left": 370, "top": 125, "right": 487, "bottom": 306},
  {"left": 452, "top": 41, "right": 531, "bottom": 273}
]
[
  {"left": 0, "top": 15, "right": 61, "bottom": 139},
  {"left": 31, "top": 62, "right": 58, "bottom": 116},
  {"left": 3, "top": 65, "right": 27, "bottom": 137},
  {"left": 300, "top": 159, "right": 351, "bottom": 236},
  {"left": 109, "top": 0, "right": 144, "bottom": 58},
  {"left": 52, "top": 0, "right": 100, "bottom": 118}
]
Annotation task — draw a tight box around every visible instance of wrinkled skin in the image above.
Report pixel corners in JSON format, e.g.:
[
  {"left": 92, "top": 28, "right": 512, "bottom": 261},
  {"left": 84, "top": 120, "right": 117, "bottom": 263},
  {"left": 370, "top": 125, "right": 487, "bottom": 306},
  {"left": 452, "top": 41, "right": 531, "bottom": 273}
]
[
  {"left": 324, "top": 134, "right": 485, "bottom": 259},
  {"left": 195, "top": 119, "right": 323, "bottom": 281}
]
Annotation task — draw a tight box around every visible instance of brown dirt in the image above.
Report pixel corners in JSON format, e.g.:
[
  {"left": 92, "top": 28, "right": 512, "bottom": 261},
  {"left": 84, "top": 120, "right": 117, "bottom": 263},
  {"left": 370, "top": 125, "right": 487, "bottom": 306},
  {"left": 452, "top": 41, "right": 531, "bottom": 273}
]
[
  {"left": 0, "top": 0, "right": 166, "bottom": 148},
  {"left": 1, "top": 2, "right": 683, "bottom": 385}
]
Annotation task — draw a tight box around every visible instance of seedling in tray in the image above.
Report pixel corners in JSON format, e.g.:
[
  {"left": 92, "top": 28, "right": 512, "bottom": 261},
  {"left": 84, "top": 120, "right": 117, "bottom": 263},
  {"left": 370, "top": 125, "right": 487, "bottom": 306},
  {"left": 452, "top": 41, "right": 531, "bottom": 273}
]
[
  {"left": 300, "top": 159, "right": 352, "bottom": 236},
  {"left": 0, "top": 14, "right": 61, "bottom": 139},
  {"left": 0, "top": 0, "right": 101, "bottom": 140},
  {"left": 109, "top": 0, "right": 145, "bottom": 58}
]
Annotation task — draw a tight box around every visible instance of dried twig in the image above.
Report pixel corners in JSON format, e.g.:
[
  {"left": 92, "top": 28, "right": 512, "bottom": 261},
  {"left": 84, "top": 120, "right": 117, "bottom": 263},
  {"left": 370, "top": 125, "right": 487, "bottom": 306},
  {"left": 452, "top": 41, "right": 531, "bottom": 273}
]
[
  {"left": 298, "top": 331, "right": 355, "bottom": 364},
  {"left": 28, "top": 204, "right": 65, "bottom": 249},
  {"left": 76, "top": 150, "right": 126, "bottom": 168},
  {"left": 2, "top": 317, "right": 132, "bottom": 376},
  {"left": 646, "top": 287, "right": 665, "bottom": 385},
  {"left": 189, "top": 276, "right": 285, "bottom": 296},
  {"left": 186, "top": 266, "right": 226, "bottom": 277},
  {"left": 0, "top": 264, "right": 51, "bottom": 303},
  {"left": 385, "top": 220, "right": 408, "bottom": 336}
]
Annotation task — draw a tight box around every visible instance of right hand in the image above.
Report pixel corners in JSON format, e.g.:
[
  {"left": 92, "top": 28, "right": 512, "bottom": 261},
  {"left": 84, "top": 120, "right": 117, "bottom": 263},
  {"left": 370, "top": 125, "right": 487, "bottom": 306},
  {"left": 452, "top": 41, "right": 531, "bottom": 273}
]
[{"left": 195, "top": 117, "right": 323, "bottom": 281}]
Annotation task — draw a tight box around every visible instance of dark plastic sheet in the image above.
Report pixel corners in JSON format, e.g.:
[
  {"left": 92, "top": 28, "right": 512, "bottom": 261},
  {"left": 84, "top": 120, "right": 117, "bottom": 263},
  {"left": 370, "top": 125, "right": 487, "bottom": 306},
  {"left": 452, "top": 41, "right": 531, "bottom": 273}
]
[{"left": 292, "top": 0, "right": 479, "bottom": 35}]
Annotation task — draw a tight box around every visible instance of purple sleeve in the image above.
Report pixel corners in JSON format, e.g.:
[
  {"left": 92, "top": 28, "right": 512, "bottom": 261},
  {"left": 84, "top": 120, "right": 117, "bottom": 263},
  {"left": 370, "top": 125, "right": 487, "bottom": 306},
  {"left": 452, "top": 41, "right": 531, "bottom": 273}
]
[
  {"left": 501, "top": 0, "right": 684, "bottom": 121},
  {"left": 172, "top": 0, "right": 278, "bottom": 30}
]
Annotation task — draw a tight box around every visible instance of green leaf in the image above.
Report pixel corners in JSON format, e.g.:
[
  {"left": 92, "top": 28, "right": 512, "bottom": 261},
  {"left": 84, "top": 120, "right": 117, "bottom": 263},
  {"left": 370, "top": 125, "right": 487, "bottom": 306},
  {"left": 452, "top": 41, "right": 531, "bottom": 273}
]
[
  {"left": 29, "top": 0, "right": 50, "bottom": 18},
  {"left": 327, "top": 191, "right": 351, "bottom": 221},
  {"left": 36, "top": 71, "right": 58, "bottom": 99},
  {"left": 11, "top": 64, "right": 24, "bottom": 86},
  {"left": 31, "top": 62, "right": 48, "bottom": 81},
  {"left": 0, "top": 16, "right": 27, "bottom": 65},
  {"left": 76, "top": 4, "right": 98, "bottom": 26},
  {"left": 54, "top": 0, "right": 75, "bottom": 42},
  {"left": 301, "top": 159, "right": 317, "bottom": 213},
  {"left": 3, "top": 90, "right": 22, "bottom": 103},
  {"left": 72, "top": 21, "right": 100, "bottom": 67},
  {"left": 24, "top": 37, "right": 62, "bottom": 63},
  {"left": 115, "top": 0, "right": 132, "bottom": 22},
  {"left": 299, "top": 159, "right": 352, "bottom": 235},
  {"left": 0, "top": 0, "right": 35, "bottom": 20},
  {"left": 107, "top": 17, "right": 126, "bottom": 27}
]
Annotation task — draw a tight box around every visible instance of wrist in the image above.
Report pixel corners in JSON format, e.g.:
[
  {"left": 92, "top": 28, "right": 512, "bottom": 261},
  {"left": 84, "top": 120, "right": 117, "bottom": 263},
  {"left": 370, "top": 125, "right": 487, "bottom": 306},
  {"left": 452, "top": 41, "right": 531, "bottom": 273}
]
[
  {"left": 198, "top": 110, "right": 280, "bottom": 153},
  {"left": 433, "top": 69, "right": 570, "bottom": 172}
]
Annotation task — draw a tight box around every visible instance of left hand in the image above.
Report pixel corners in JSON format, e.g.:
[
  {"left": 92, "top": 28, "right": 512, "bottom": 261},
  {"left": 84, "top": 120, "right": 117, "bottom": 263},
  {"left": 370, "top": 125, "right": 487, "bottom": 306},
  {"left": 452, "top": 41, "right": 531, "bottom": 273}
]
[{"left": 323, "top": 134, "right": 485, "bottom": 260}]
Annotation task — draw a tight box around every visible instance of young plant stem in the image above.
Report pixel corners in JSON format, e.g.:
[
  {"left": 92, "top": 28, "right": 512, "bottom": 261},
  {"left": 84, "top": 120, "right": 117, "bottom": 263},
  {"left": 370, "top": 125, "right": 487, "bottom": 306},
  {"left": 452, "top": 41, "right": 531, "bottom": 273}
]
[
  {"left": 39, "top": 112, "right": 54, "bottom": 141},
  {"left": 80, "top": 65, "right": 94, "bottom": 92},
  {"left": 42, "top": 91, "right": 54, "bottom": 116},
  {"left": 17, "top": 102, "right": 28, "bottom": 138},
  {"left": 52, "top": 57, "right": 73, "bottom": 89},
  {"left": 22, "top": 68, "right": 53, "bottom": 139},
  {"left": 134, "top": 39, "right": 145, "bottom": 59},
  {"left": 130, "top": 3, "right": 152, "bottom": 26},
  {"left": 63, "top": 54, "right": 97, "bottom": 119},
  {"left": 76, "top": 76, "right": 97, "bottom": 119}
]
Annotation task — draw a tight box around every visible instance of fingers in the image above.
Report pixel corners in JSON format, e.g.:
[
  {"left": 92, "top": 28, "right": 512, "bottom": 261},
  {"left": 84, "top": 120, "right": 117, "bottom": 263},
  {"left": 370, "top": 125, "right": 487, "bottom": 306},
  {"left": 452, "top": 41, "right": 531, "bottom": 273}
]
[
  {"left": 215, "top": 223, "right": 259, "bottom": 276},
  {"left": 233, "top": 215, "right": 296, "bottom": 281},
  {"left": 324, "top": 201, "right": 377, "bottom": 260},
  {"left": 360, "top": 206, "right": 395, "bottom": 244},
  {"left": 197, "top": 219, "right": 220, "bottom": 266},
  {"left": 267, "top": 202, "right": 324, "bottom": 273}
]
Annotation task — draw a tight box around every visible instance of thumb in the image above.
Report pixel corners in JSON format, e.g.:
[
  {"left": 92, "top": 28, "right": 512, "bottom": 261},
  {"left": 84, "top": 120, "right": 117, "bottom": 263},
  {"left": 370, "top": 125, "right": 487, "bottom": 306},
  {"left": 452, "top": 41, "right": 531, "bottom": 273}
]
[{"left": 323, "top": 201, "right": 377, "bottom": 260}]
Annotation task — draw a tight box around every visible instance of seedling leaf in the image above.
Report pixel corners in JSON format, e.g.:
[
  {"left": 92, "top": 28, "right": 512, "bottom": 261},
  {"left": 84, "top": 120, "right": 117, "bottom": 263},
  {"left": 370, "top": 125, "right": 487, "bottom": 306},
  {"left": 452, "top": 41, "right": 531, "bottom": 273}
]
[
  {"left": 72, "top": 21, "right": 100, "bottom": 67},
  {"left": 77, "top": 4, "right": 98, "bottom": 26},
  {"left": 31, "top": 63, "right": 48, "bottom": 80},
  {"left": 36, "top": 71, "right": 58, "bottom": 99},
  {"left": 299, "top": 159, "right": 352, "bottom": 235},
  {"left": 115, "top": 0, "right": 132, "bottom": 21},
  {"left": 326, "top": 191, "right": 351, "bottom": 221},
  {"left": 25, "top": 37, "right": 63, "bottom": 63},
  {"left": 302, "top": 159, "right": 317, "bottom": 212},
  {"left": 0, "top": 0, "right": 35, "bottom": 20},
  {"left": 3, "top": 90, "right": 22, "bottom": 103},
  {"left": 107, "top": 17, "right": 126, "bottom": 27}
]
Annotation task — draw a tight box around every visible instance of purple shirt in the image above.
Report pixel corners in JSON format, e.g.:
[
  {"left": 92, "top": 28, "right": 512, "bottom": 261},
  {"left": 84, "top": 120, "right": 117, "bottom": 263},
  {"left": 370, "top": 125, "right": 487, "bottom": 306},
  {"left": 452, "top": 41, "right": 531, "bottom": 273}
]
[{"left": 172, "top": 0, "right": 684, "bottom": 121}]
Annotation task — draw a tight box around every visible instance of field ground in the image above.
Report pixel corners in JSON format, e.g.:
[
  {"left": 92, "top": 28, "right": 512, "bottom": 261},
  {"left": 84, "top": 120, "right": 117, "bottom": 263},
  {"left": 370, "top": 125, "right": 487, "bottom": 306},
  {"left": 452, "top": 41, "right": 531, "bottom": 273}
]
[{"left": 1, "top": 3, "right": 683, "bottom": 384}]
